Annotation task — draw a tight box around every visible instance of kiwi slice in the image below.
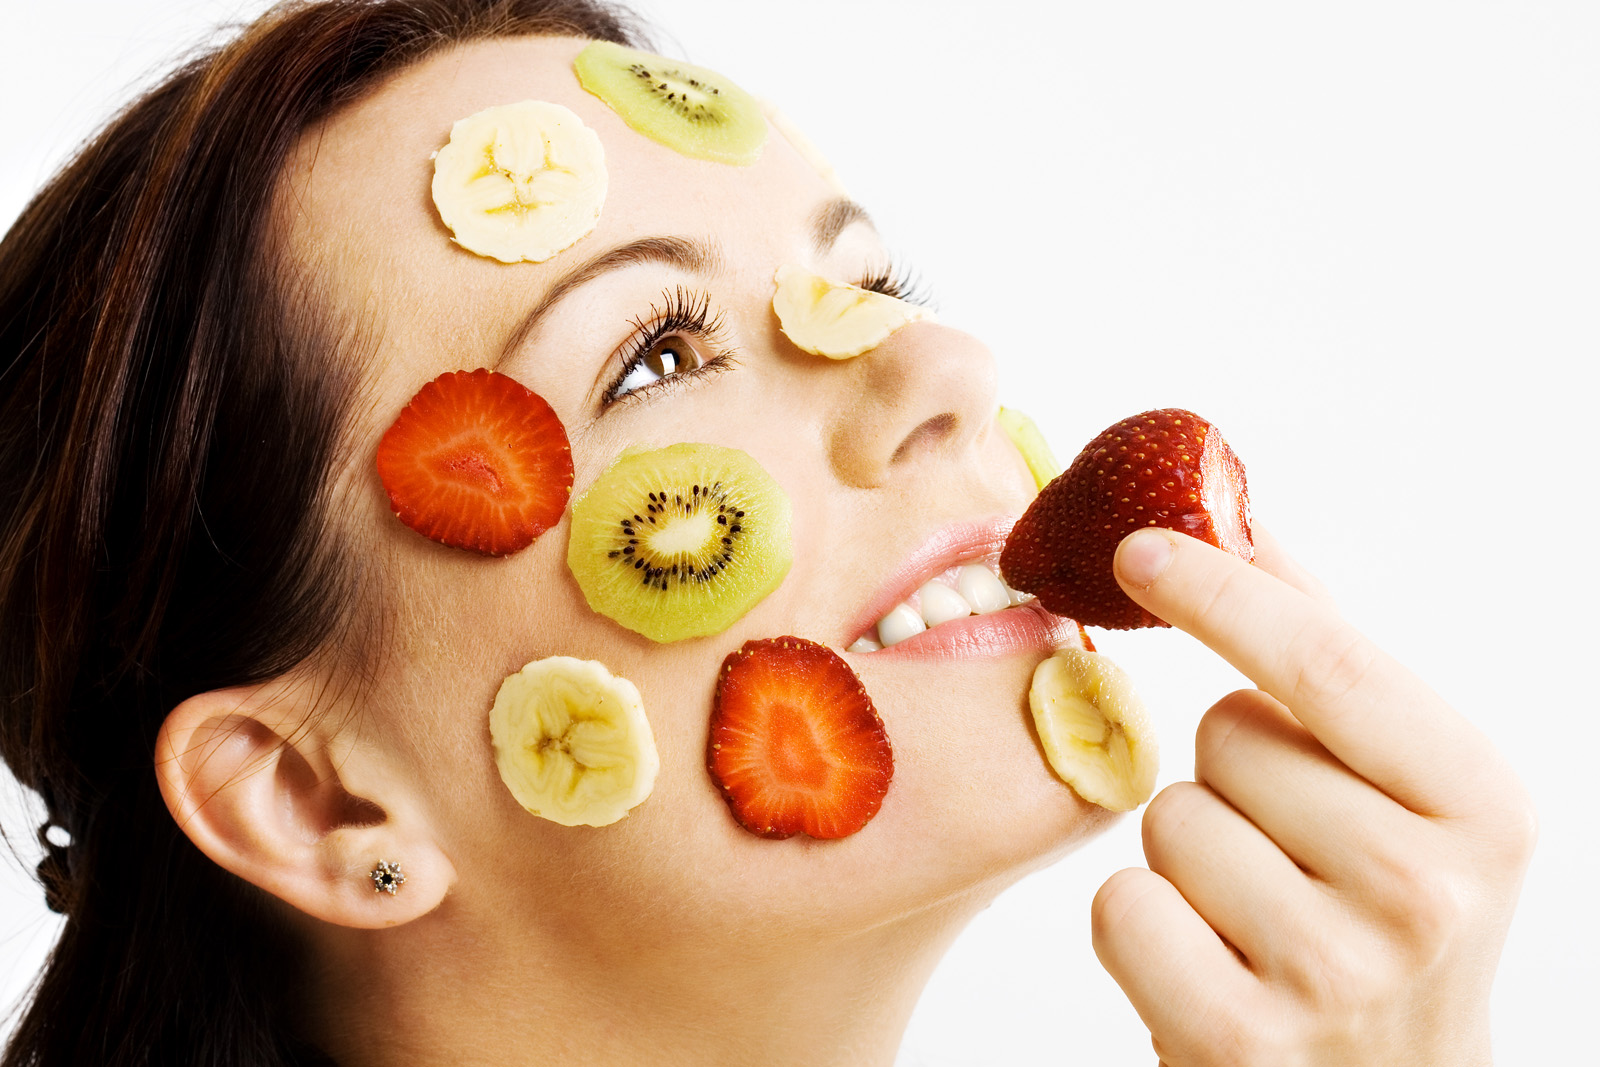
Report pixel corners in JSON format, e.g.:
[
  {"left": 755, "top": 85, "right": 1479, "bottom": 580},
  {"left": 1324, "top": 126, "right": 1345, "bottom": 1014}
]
[
  {"left": 567, "top": 443, "right": 791, "bottom": 642},
  {"left": 997, "top": 407, "right": 1062, "bottom": 492},
  {"left": 573, "top": 40, "right": 767, "bottom": 166}
]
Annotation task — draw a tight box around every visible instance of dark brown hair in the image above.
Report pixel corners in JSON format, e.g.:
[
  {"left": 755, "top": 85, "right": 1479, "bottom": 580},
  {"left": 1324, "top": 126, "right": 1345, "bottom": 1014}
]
[{"left": 0, "top": 2, "right": 647, "bottom": 1063}]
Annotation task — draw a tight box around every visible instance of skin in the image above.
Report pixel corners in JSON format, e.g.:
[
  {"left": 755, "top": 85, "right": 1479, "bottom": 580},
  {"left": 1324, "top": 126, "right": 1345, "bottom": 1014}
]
[{"left": 152, "top": 35, "right": 1534, "bottom": 1067}]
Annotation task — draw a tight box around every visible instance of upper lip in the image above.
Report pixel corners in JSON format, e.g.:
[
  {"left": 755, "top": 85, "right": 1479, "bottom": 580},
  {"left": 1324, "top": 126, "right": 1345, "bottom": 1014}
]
[{"left": 841, "top": 515, "right": 1018, "bottom": 646}]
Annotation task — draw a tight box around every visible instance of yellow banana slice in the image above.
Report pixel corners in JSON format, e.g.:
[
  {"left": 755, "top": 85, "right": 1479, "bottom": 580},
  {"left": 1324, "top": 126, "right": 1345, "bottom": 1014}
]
[
  {"left": 431, "top": 100, "right": 606, "bottom": 264},
  {"left": 771, "top": 265, "right": 934, "bottom": 359},
  {"left": 1029, "top": 648, "right": 1158, "bottom": 812},
  {"left": 757, "top": 98, "right": 848, "bottom": 196},
  {"left": 490, "top": 656, "right": 658, "bottom": 827}
]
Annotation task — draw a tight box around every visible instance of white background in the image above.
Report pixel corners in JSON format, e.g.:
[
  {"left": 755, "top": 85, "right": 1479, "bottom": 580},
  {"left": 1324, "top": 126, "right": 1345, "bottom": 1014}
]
[{"left": 2, "top": 1, "right": 1596, "bottom": 1062}]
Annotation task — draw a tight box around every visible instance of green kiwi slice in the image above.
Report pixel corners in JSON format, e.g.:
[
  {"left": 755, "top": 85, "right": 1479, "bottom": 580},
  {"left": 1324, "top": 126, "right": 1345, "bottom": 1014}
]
[
  {"left": 997, "top": 407, "right": 1062, "bottom": 492},
  {"left": 567, "top": 443, "right": 791, "bottom": 642},
  {"left": 573, "top": 40, "right": 767, "bottom": 166}
]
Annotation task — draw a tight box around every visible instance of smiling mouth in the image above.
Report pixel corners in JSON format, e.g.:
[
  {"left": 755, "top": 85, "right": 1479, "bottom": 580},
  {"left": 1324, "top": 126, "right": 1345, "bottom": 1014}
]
[{"left": 846, "top": 557, "right": 1036, "bottom": 652}]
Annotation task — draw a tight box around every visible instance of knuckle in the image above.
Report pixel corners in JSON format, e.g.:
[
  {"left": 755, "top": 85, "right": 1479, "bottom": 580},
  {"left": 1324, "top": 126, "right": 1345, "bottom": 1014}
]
[
  {"left": 1287, "top": 929, "right": 1387, "bottom": 1014},
  {"left": 1167, "top": 1002, "right": 1287, "bottom": 1067},
  {"left": 1141, "top": 781, "right": 1210, "bottom": 855},
  {"left": 1375, "top": 855, "right": 1468, "bottom": 966},
  {"left": 1089, "top": 867, "right": 1155, "bottom": 948},
  {"left": 1212, "top": 1018, "right": 1272, "bottom": 1067},
  {"left": 1191, "top": 562, "right": 1257, "bottom": 633},
  {"left": 1505, "top": 794, "right": 1540, "bottom": 863},
  {"left": 1288, "top": 620, "right": 1380, "bottom": 714},
  {"left": 1289, "top": 862, "right": 1468, "bottom": 1010},
  {"left": 1232, "top": 1014, "right": 1296, "bottom": 1067},
  {"left": 1479, "top": 784, "right": 1540, "bottom": 870},
  {"left": 1193, "top": 689, "right": 1280, "bottom": 775},
  {"left": 1193, "top": 691, "right": 1252, "bottom": 765}
]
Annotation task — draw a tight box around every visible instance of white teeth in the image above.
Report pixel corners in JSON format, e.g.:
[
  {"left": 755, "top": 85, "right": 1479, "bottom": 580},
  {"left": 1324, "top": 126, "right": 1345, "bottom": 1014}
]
[
  {"left": 876, "top": 603, "right": 927, "bottom": 647},
  {"left": 957, "top": 564, "right": 1011, "bottom": 614},
  {"left": 918, "top": 580, "right": 972, "bottom": 627},
  {"left": 857, "top": 560, "right": 1025, "bottom": 651}
]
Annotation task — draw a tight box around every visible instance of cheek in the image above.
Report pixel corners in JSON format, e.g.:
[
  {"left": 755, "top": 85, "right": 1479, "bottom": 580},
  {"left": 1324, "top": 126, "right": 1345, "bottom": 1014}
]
[
  {"left": 368, "top": 510, "right": 746, "bottom": 848},
  {"left": 363, "top": 389, "right": 1108, "bottom": 930},
  {"left": 853, "top": 651, "right": 1120, "bottom": 884}
]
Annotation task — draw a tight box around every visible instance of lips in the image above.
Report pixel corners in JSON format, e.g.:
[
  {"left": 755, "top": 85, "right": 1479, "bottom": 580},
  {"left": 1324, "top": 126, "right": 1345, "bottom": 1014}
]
[{"left": 841, "top": 516, "right": 1066, "bottom": 659}]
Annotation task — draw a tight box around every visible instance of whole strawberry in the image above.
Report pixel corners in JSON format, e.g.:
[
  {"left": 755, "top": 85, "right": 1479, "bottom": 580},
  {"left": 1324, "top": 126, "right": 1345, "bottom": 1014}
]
[{"left": 999, "top": 409, "right": 1252, "bottom": 629}]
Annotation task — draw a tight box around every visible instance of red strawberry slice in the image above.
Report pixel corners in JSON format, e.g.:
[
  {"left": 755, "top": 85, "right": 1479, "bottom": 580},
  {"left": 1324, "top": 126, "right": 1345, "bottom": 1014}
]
[
  {"left": 708, "top": 637, "right": 893, "bottom": 840},
  {"left": 999, "top": 408, "right": 1252, "bottom": 629},
  {"left": 376, "top": 368, "right": 573, "bottom": 556}
]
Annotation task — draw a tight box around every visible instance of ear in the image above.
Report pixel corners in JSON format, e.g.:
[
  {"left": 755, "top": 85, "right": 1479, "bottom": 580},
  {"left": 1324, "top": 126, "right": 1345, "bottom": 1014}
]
[{"left": 154, "top": 673, "right": 455, "bottom": 928}]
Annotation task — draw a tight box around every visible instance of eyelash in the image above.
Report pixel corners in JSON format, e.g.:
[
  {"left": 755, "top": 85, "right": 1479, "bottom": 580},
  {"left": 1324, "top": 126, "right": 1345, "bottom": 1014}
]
[
  {"left": 603, "top": 287, "right": 738, "bottom": 408},
  {"left": 601, "top": 261, "right": 929, "bottom": 408},
  {"left": 858, "top": 261, "right": 935, "bottom": 309}
]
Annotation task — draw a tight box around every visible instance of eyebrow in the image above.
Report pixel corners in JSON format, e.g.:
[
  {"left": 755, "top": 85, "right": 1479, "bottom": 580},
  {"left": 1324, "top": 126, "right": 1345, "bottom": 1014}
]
[
  {"left": 497, "top": 235, "right": 723, "bottom": 366},
  {"left": 809, "top": 197, "right": 875, "bottom": 252}
]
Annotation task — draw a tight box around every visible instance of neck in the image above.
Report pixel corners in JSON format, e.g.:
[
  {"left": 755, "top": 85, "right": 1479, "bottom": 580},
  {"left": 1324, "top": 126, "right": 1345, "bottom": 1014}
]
[{"left": 303, "top": 892, "right": 979, "bottom": 1067}]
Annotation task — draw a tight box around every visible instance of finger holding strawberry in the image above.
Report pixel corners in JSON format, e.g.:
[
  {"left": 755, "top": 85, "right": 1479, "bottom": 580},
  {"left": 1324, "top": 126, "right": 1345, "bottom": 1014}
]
[{"left": 1088, "top": 525, "right": 1536, "bottom": 1066}]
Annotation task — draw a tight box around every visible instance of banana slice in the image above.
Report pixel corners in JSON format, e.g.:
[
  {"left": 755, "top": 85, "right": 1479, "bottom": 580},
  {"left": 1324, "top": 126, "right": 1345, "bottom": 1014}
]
[
  {"left": 771, "top": 265, "right": 933, "bottom": 359},
  {"left": 1028, "top": 648, "right": 1158, "bottom": 812},
  {"left": 431, "top": 100, "right": 607, "bottom": 264},
  {"left": 489, "top": 656, "right": 658, "bottom": 827},
  {"left": 757, "top": 98, "right": 848, "bottom": 196}
]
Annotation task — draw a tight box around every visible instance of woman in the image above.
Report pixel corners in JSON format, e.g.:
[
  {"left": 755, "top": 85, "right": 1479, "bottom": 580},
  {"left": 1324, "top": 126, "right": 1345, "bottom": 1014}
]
[{"left": 0, "top": 1, "right": 1535, "bottom": 1064}]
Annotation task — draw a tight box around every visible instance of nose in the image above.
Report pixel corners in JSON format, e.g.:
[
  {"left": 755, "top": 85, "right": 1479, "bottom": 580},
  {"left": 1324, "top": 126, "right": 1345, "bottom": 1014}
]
[{"left": 823, "top": 321, "right": 999, "bottom": 489}]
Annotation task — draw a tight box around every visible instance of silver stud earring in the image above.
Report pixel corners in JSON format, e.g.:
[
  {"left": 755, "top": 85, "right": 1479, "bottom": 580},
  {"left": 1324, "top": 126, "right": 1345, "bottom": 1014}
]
[{"left": 369, "top": 860, "right": 405, "bottom": 895}]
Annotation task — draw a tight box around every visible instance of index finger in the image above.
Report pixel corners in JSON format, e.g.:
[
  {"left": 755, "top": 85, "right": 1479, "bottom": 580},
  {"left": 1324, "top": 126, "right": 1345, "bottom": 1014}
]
[
  {"left": 1249, "top": 520, "right": 1337, "bottom": 611},
  {"left": 1112, "top": 527, "right": 1505, "bottom": 820}
]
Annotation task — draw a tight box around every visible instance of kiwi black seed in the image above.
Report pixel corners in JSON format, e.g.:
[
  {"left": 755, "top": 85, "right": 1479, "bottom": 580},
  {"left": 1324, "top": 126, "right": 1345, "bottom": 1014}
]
[
  {"left": 608, "top": 484, "right": 740, "bottom": 585},
  {"left": 573, "top": 40, "right": 767, "bottom": 165},
  {"left": 567, "top": 444, "right": 791, "bottom": 643},
  {"left": 627, "top": 62, "right": 724, "bottom": 123}
]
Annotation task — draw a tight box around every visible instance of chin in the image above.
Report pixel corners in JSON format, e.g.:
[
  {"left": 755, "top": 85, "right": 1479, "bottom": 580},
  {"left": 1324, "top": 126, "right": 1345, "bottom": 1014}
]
[
  {"left": 930, "top": 765, "right": 1121, "bottom": 904},
  {"left": 853, "top": 672, "right": 1126, "bottom": 918}
]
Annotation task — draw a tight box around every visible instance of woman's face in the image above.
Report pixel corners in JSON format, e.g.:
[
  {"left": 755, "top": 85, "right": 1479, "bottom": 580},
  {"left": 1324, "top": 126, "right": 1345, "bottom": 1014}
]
[{"left": 284, "top": 36, "right": 1113, "bottom": 951}]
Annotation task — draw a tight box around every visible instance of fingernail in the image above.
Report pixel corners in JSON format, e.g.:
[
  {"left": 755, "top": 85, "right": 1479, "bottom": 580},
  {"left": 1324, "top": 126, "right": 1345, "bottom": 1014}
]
[{"left": 1117, "top": 528, "right": 1174, "bottom": 587}]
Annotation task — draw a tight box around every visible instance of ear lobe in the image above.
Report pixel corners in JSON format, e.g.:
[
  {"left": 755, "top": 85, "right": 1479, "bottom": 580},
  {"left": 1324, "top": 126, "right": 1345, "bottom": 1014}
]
[{"left": 155, "top": 678, "right": 455, "bottom": 928}]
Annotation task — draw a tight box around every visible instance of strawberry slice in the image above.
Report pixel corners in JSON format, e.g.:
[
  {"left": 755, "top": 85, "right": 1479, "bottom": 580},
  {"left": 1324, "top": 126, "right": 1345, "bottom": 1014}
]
[
  {"left": 708, "top": 637, "right": 893, "bottom": 840},
  {"left": 376, "top": 368, "right": 573, "bottom": 556},
  {"left": 999, "top": 408, "right": 1252, "bottom": 629}
]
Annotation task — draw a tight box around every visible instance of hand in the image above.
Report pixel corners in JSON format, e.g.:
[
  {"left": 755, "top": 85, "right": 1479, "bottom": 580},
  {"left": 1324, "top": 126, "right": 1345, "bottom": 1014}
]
[{"left": 1089, "top": 525, "right": 1536, "bottom": 1066}]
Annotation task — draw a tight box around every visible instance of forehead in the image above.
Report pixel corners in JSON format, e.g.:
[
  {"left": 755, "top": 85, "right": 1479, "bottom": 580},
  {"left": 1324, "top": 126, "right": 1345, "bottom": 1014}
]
[{"left": 275, "top": 35, "right": 827, "bottom": 385}]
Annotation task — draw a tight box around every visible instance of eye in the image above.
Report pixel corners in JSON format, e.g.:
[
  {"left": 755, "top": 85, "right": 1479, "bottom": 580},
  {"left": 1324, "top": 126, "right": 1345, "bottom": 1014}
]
[
  {"left": 601, "top": 287, "right": 738, "bottom": 409},
  {"left": 613, "top": 334, "right": 704, "bottom": 398},
  {"left": 859, "top": 261, "right": 935, "bottom": 309}
]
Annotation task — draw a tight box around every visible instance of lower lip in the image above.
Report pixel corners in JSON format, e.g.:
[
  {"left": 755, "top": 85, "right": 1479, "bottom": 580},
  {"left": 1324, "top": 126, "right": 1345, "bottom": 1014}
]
[{"left": 858, "top": 602, "right": 1078, "bottom": 661}]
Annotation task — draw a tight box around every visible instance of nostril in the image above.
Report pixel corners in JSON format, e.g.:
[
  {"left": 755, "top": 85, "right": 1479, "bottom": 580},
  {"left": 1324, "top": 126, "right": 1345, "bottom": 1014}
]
[{"left": 890, "top": 412, "right": 958, "bottom": 465}]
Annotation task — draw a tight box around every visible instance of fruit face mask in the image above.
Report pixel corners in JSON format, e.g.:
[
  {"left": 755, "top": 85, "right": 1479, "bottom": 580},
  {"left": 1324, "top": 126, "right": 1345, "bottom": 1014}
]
[
  {"left": 771, "top": 265, "right": 933, "bottom": 359},
  {"left": 707, "top": 637, "right": 893, "bottom": 839},
  {"left": 566, "top": 443, "right": 792, "bottom": 643},
  {"left": 490, "top": 656, "right": 659, "bottom": 828},
  {"left": 376, "top": 368, "right": 573, "bottom": 555},
  {"left": 757, "top": 99, "right": 847, "bottom": 195},
  {"left": 1028, "top": 648, "right": 1157, "bottom": 812},
  {"left": 573, "top": 41, "right": 766, "bottom": 165},
  {"left": 431, "top": 99, "right": 606, "bottom": 263}
]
